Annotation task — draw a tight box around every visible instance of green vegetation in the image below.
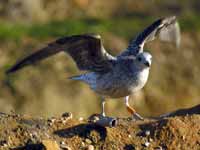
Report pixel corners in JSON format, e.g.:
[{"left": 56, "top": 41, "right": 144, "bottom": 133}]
[
  {"left": 1, "top": 16, "right": 200, "bottom": 42},
  {"left": 0, "top": 18, "right": 144, "bottom": 41}
]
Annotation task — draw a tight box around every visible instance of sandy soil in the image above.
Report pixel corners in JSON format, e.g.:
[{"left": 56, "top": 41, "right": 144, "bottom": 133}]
[{"left": 0, "top": 104, "right": 200, "bottom": 150}]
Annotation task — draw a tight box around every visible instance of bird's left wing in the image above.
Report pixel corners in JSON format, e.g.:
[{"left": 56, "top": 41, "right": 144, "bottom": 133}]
[{"left": 119, "top": 16, "right": 180, "bottom": 57}]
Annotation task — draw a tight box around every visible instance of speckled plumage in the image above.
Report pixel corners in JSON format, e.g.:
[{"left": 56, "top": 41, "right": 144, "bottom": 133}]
[
  {"left": 72, "top": 55, "right": 150, "bottom": 98},
  {"left": 6, "top": 16, "right": 180, "bottom": 119}
]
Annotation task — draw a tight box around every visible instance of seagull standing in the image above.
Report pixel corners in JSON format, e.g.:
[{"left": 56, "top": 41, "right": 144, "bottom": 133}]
[{"left": 6, "top": 16, "right": 180, "bottom": 119}]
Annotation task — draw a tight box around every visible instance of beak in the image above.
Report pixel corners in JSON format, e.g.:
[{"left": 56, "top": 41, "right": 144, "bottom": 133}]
[{"left": 144, "top": 62, "right": 150, "bottom": 67}]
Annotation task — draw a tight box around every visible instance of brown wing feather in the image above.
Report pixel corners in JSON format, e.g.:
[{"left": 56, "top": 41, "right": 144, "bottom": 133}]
[
  {"left": 6, "top": 42, "right": 61, "bottom": 74},
  {"left": 6, "top": 34, "right": 113, "bottom": 74},
  {"left": 58, "top": 34, "right": 112, "bottom": 72}
]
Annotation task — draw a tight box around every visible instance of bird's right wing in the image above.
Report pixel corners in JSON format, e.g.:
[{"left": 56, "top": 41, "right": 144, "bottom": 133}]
[
  {"left": 6, "top": 42, "right": 61, "bottom": 74},
  {"left": 6, "top": 34, "right": 114, "bottom": 74}
]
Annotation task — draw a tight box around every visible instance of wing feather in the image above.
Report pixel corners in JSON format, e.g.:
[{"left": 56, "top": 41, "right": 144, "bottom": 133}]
[
  {"left": 6, "top": 34, "right": 113, "bottom": 74},
  {"left": 119, "top": 16, "right": 180, "bottom": 57},
  {"left": 6, "top": 43, "right": 61, "bottom": 74}
]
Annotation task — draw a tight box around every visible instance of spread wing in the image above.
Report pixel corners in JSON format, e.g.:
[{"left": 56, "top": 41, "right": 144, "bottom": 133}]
[
  {"left": 6, "top": 34, "right": 114, "bottom": 74},
  {"left": 119, "top": 16, "right": 181, "bottom": 57}
]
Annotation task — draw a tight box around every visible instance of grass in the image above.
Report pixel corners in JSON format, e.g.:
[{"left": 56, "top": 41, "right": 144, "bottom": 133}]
[{"left": 1, "top": 15, "right": 199, "bottom": 42}]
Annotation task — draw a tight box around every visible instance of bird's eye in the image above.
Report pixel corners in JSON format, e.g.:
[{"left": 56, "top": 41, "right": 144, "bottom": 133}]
[{"left": 138, "top": 57, "right": 142, "bottom": 61}]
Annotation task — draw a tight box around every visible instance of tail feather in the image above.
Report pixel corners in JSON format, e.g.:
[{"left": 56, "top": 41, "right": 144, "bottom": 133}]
[
  {"left": 68, "top": 75, "right": 84, "bottom": 81},
  {"left": 69, "top": 73, "right": 96, "bottom": 83},
  {"left": 69, "top": 73, "right": 97, "bottom": 90}
]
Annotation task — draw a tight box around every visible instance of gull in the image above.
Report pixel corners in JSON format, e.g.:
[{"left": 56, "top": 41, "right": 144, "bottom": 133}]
[{"left": 6, "top": 16, "right": 180, "bottom": 120}]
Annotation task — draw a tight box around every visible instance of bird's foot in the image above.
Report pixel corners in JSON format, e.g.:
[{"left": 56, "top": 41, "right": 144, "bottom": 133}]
[
  {"left": 132, "top": 112, "right": 144, "bottom": 121},
  {"left": 126, "top": 105, "right": 144, "bottom": 121}
]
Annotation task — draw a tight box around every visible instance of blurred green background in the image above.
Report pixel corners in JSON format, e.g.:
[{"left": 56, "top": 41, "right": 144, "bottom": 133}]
[{"left": 0, "top": 0, "right": 200, "bottom": 118}]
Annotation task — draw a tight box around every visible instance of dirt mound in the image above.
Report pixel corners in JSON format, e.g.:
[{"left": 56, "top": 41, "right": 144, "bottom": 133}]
[{"left": 0, "top": 104, "right": 200, "bottom": 150}]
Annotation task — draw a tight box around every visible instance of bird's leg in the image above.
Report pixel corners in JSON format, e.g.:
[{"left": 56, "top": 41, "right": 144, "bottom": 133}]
[
  {"left": 125, "top": 96, "right": 144, "bottom": 120},
  {"left": 100, "top": 97, "right": 106, "bottom": 117}
]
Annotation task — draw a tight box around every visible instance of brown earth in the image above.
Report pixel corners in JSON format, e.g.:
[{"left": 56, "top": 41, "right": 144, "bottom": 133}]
[{"left": 0, "top": 104, "right": 200, "bottom": 150}]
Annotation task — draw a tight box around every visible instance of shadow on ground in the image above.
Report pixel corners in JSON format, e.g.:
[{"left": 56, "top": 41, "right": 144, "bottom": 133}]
[
  {"left": 54, "top": 123, "right": 107, "bottom": 141},
  {"left": 1, "top": 104, "right": 200, "bottom": 149}
]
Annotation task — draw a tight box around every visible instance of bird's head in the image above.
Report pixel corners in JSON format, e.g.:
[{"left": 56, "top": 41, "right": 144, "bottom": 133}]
[{"left": 136, "top": 52, "right": 152, "bottom": 69}]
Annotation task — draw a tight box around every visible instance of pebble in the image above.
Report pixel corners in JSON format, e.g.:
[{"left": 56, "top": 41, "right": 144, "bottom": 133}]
[
  {"left": 85, "top": 138, "right": 92, "bottom": 144},
  {"left": 47, "top": 118, "right": 56, "bottom": 126},
  {"left": 182, "top": 135, "right": 186, "bottom": 140},
  {"left": 149, "top": 138, "right": 153, "bottom": 142},
  {"left": 48, "top": 118, "right": 56, "bottom": 123},
  {"left": 145, "top": 130, "right": 150, "bottom": 136},
  {"left": 61, "top": 119, "right": 67, "bottom": 124},
  {"left": 47, "top": 122, "right": 53, "bottom": 126},
  {"left": 60, "top": 141, "right": 65, "bottom": 145},
  {"left": 0, "top": 140, "right": 8, "bottom": 147},
  {"left": 2, "top": 143, "right": 8, "bottom": 147},
  {"left": 60, "top": 142, "right": 71, "bottom": 150},
  {"left": 62, "top": 112, "right": 73, "bottom": 119},
  {"left": 144, "top": 141, "right": 150, "bottom": 147},
  {"left": 81, "top": 142, "right": 85, "bottom": 147},
  {"left": 87, "top": 145, "right": 94, "bottom": 150}
]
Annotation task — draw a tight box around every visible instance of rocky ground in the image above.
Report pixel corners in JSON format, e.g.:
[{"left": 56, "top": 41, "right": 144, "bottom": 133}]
[{"left": 1, "top": 104, "right": 200, "bottom": 150}]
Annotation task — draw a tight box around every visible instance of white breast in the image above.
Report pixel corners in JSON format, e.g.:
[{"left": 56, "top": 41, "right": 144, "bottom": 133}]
[
  {"left": 129, "top": 68, "right": 150, "bottom": 92},
  {"left": 139, "top": 68, "right": 149, "bottom": 85}
]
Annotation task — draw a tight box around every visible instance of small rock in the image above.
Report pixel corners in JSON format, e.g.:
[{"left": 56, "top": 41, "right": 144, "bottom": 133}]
[
  {"left": 47, "top": 118, "right": 56, "bottom": 126},
  {"left": 2, "top": 144, "right": 8, "bottom": 147},
  {"left": 149, "top": 138, "right": 153, "bottom": 142},
  {"left": 60, "top": 141, "right": 65, "bottom": 145},
  {"left": 145, "top": 130, "right": 150, "bottom": 136},
  {"left": 62, "top": 112, "right": 73, "bottom": 119},
  {"left": 61, "top": 119, "right": 67, "bottom": 124},
  {"left": 144, "top": 141, "right": 150, "bottom": 147},
  {"left": 128, "top": 134, "right": 132, "bottom": 138},
  {"left": 42, "top": 140, "right": 60, "bottom": 150},
  {"left": 88, "top": 145, "right": 94, "bottom": 150},
  {"left": 182, "top": 135, "right": 186, "bottom": 140},
  {"left": 85, "top": 138, "right": 92, "bottom": 144},
  {"left": 0, "top": 140, "right": 8, "bottom": 147},
  {"left": 81, "top": 142, "right": 85, "bottom": 147},
  {"left": 60, "top": 143, "right": 71, "bottom": 150},
  {"left": 48, "top": 117, "right": 56, "bottom": 123},
  {"left": 47, "top": 122, "right": 53, "bottom": 126},
  {"left": 29, "top": 131, "right": 40, "bottom": 143}
]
